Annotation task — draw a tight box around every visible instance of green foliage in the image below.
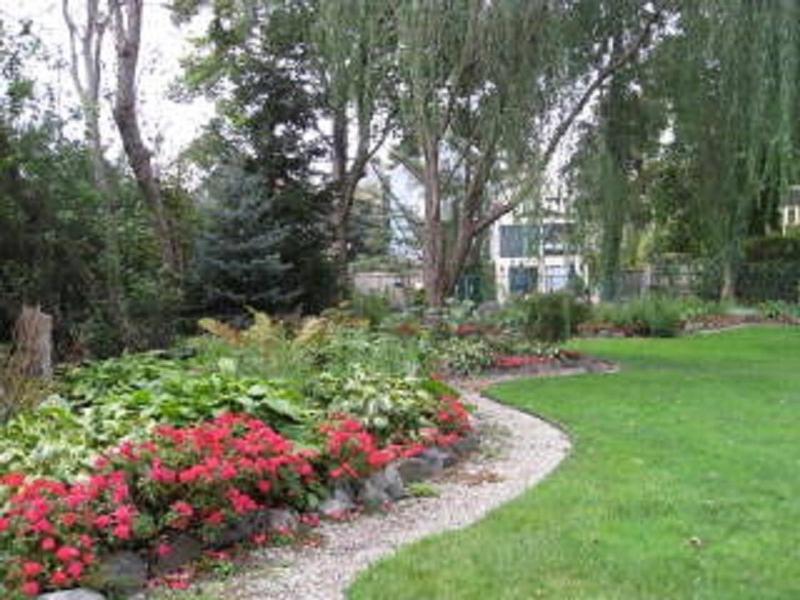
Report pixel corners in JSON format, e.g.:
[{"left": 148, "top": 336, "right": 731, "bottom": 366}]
[
  {"left": 0, "top": 352, "right": 309, "bottom": 478},
  {"left": 593, "top": 296, "right": 684, "bottom": 337},
  {"left": 523, "top": 293, "right": 591, "bottom": 344},
  {"left": 347, "top": 293, "right": 393, "bottom": 328},
  {"left": 759, "top": 300, "right": 800, "bottom": 320},
  {"left": 307, "top": 369, "right": 438, "bottom": 443},
  {"left": 407, "top": 482, "right": 439, "bottom": 498},
  {"left": 434, "top": 337, "right": 495, "bottom": 376},
  {"left": 307, "top": 326, "right": 433, "bottom": 379},
  {"left": 743, "top": 235, "right": 800, "bottom": 262}
]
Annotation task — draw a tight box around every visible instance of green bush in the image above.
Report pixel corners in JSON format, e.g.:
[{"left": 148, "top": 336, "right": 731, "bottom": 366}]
[
  {"left": 593, "top": 296, "right": 684, "bottom": 337},
  {"left": 306, "top": 368, "right": 438, "bottom": 442},
  {"left": 0, "top": 353, "right": 310, "bottom": 478},
  {"left": 524, "top": 293, "right": 591, "bottom": 343},
  {"left": 348, "top": 292, "right": 394, "bottom": 328},
  {"left": 435, "top": 337, "right": 496, "bottom": 375}
]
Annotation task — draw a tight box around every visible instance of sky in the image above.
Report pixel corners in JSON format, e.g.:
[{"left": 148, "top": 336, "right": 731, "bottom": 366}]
[
  {"left": 0, "top": 0, "right": 214, "bottom": 164},
  {"left": 1, "top": 0, "right": 582, "bottom": 225}
]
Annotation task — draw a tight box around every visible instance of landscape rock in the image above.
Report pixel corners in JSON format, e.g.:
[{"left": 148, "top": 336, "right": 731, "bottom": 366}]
[
  {"left": 90, "top": 551, "right": 147, "bottom": 595},
  {"left": 37, "top": 589, "right": 106, "bottom": 600},
  {"left": 419, "top": 446, "right": 457, "bottom": 469},
  {"left": 320, "top": 483, "right": 356, "bottom": 518},
  {"left": 265, "top": 508, "right": 299, "bottom": 533},
  {"left": 451, "top": 433, "right": 480, "bottom": 457},
  {"left": 382, "top": 464, "right": 407, "bottom": 500},
  {"left": 152, "top": 533, "right": 204, "bottom": 575},
  {"left": 396, "top": 457, "right": 441, "bottom": 483},
  {"left": 356, "top": 476, "right": 390, "bottom": 510},
  {"left": 212, "top": 509, "right": 272, "bottom": 548}
]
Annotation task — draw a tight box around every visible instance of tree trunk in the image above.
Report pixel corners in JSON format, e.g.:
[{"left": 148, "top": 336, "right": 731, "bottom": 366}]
[
  {"left": 330, "top": 106, "right": 350, "bottom": 299},
  {"left": 11, "top": 305, "right": 53, "bottom": 379},
  {"left": 422, "top": 139, "right": 447, "bottom": 307},
  {"left": 720, "top": 258, "right": 736, "bottom": 301},
  {"left": 110, "top": 0, "right": 181, "bottom": 277},
  {"left": 64, "top": 0, "right": 133, "bottom": 344}
]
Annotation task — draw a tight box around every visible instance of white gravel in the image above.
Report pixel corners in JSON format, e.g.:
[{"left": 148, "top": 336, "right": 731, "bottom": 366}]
[{"left": 222, "top": 377, "right": 571, "bottom": 600}]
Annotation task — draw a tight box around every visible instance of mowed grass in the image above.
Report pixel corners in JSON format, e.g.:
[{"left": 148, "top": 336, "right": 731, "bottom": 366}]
[{"left": 349, "top": 327, "right": 800, "bottom": 599}]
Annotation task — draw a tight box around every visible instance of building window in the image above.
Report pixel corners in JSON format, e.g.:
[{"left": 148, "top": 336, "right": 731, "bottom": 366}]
[
  {"left": 789, "top": 208, "right": 796, "bottom": 225},
  {"left": 500, "top": 225, "right": 539, "bottom": 258},
  {"left": 545, "top": 265, "right": 569, "bottom": 292},
  {"left": 509, "top": 266, "right": 538, "bottom": 295},
  {"left": 543, "top": 223, "right": 574, "bottom": 256}
]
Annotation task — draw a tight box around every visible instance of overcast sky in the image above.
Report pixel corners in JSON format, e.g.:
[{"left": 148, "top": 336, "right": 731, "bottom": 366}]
[{"left": 0, "top": 0, "right": 214, "bottom": 164}]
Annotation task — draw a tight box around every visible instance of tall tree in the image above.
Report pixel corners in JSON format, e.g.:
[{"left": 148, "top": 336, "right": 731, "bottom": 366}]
[
  {"left": 174, "top": 0, "right": 396, "bottom": 297},
  {"left": 391, "top": 0, "right": 663, "bottom": 305},
  {"left": 109, "top": 0, "right": 183, "bottom": 277},
  {"left": 62, "top": 0, "right": 133, "bottom": 341},
  {"left": 664, "top": 0, "right": 800, "bottom": 299}
]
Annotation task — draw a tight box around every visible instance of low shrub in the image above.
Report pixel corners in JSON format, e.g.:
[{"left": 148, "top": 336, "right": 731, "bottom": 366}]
[
  {"left": 306, "top": 369, "right": 439, "bottom": 443},
  {"left": 0, "top": 354, "right": 308, "bottom": 478},
  {"left": 592, "top": 296, "right": 683, "bottom": 337},
  {"left": 0, "top": 400, "right": 471, "bottom": 598},
  {"left": 434, "top": 337, "right": 496, "bottom": 376},
  {"left": 523, "top": 293, "right": 591, "bottom": 344}
]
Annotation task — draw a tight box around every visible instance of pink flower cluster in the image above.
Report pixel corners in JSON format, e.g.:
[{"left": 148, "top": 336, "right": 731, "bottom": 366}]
[
  {"left": 0, "top": 397, "right": 472, "bottom": 597},
  {"left": 320, "top": 418, "right": 425, "bottom": 481}
]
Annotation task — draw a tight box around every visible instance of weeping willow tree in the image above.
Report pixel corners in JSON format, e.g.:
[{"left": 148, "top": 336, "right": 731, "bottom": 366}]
[
  {"left": 663, "top": 0, "right": 800, "bottom": 299},
  {"left": 392, "top": 0, "right": 663, "bottom": 306}
]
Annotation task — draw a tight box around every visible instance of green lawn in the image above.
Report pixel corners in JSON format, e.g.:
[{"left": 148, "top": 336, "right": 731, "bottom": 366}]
[{"left": 349, "top": 327, "right": 800, "bottom": 599}]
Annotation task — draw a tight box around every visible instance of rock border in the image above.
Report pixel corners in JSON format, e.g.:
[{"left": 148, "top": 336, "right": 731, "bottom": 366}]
[{"left": 210, "top": 375, "right": 573, "bottom": 600}]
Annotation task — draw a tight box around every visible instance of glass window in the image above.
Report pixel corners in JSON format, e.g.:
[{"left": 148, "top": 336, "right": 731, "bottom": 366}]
[
  {"left": 545, "top": 265, "right": 569, "bottom": 292},
  {"left": 509, "top": 266, "right": 538, "bottom": 295},
  {"left": 500, "top": 225, "right": 539, "bottom": 258}
]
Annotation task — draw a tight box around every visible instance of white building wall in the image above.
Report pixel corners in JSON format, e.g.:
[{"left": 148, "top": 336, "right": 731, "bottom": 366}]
[{"left": 491, "top": 209, "right": 588, "bottom": 303}]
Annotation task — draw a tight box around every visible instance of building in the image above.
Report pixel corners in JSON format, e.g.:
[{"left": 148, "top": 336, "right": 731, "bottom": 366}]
[
  {"left": 489, "top": 196, "right": 588, "bottom": 303},
  {"left": 780, "top": 185, "right": 800, "bottom": 234}
]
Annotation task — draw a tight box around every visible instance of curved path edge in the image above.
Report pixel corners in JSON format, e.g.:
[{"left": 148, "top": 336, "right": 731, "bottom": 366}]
[{"left": 224, "top": 375, "right": 572, "bottom": 600}]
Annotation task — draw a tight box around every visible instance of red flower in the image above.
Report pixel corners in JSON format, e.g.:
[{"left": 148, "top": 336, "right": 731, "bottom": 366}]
[
  {"left": 22, "top": 561, "right": 44, "bottom": 577},
  {"left": 66, "top": 561, "right": 84, "bottom": 579},
  {"left": 204, "top": 511, "right": 225, "bottom": 526},
  {"left": 1, "top": 472, "right": 26, "bottom": 487},
  {"left": 94, "top": 515, "right": 112, "bottom": 529},
  {"left": 56, "top": 545, "right": 81, "bottom": 563},
  {"left": 157, "top": 543, "right": 173, "bottom": 557},
  {"left": 172, "top": 501, "right": 194, "bottom": 519},
  {"left": 0, "top": 516, "right": 9, "bottom": 532},
  {"left": 113, "top": 524, "right": 132, "bottom": 540},
  {"left": 50, "top": 570, "right": 70, "bottom": 587},
  {"left": 41, "top": 537, "right": 57, "bottom": 551},
  {"left": 21, "top": 581, "right": 40, "bottom": 597}
]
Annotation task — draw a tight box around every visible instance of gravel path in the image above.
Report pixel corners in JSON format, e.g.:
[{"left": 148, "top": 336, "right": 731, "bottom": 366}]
[{"left": 216, "top": 377, "right": 571, "bottom": 600}]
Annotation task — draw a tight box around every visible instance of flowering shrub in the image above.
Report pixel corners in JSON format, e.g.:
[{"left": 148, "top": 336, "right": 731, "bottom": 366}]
[
  {"left": 0, "top": 470, "right": 137, "bottom": 598},
  {"left": 0, "top": 413, "right": 317, "bottom": 598},
  {"left": 320, "top": 418, "right": 425, "bottom": 481},
  {"left": 0, "top": 398, "right": 471, "bottom": 597},
  {"left": 97, "top": 413, "right": 319, "bottom": 542}
]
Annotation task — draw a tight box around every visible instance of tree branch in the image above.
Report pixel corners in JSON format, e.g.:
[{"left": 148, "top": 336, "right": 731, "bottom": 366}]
[{"left": 474, "top": 7, "right": 663, "bottom": 233}]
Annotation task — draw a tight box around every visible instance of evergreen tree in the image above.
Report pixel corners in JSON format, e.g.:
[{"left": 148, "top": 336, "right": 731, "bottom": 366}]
[{"left": 195, "top": 166, "right": 292, "bottom": 312}]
